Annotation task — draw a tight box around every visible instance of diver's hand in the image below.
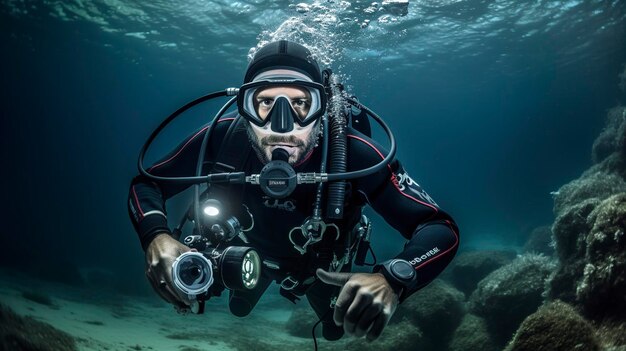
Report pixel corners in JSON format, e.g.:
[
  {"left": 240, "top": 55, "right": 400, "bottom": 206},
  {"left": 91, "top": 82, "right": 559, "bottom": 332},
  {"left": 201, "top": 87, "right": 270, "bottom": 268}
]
[
  {"left": 316, "top": 269, "right": 399, "bottom": 342},
  {"left": 145, "top": 232, "right": 195, "bottom": 310}
]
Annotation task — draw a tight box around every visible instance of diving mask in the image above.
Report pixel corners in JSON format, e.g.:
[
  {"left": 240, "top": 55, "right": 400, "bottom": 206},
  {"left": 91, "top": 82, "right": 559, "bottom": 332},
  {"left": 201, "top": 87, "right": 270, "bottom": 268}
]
[{"left": 237, "top": 79, "right": 327, "bottom": 132}]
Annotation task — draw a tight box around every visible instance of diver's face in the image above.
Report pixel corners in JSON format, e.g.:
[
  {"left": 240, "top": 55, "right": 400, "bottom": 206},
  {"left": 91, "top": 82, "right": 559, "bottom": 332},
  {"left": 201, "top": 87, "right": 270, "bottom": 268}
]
[
  {"left": 247, "top": 86, "right": 320, "bottom": 165},
  {"left": 253, "top": 86, "right": 312, "bottom": 121}
]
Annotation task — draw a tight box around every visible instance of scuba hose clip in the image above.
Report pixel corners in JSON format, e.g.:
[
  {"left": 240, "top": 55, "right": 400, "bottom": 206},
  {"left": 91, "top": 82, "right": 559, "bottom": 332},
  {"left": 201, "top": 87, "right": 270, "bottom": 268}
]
[
  {"left": 296, "top": 173, "right": 328, "bottom": 184},
  {"left": 353, "top": 214, "right": 373, "bottom": 266},
  {"left": 280, "top": 275, "right": 300, "bottom": 291},
  {"left": 226, "top": 87, "right": 239, "bottom": 96},
  {"left": 288, "top": 217, "right": 340, "bottom": 255}
]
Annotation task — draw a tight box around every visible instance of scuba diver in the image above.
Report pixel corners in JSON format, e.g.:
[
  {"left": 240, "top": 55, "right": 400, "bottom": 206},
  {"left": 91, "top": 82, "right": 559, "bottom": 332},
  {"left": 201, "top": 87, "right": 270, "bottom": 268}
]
[{"left": 128, "top": 40, "right": 459, "bottom": 344}]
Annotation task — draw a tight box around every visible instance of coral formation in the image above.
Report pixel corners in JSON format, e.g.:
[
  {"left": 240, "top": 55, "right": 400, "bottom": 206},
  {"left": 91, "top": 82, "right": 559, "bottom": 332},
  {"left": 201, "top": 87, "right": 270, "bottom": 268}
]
[
  {"left": 469, "top": 253, "right": 556, "bottom": 345},
  {"left": 523, "top": 225, "right": 555, "bottom": 256},
  {"left": 448, "top": 249, "right": 517, "bottom": 295},
  {"left": 448, "top": 314, "right": 498, "bottom": 351},
  {"left": 0, "top": 303, "right": 77, "bottom": 351},
  {"left": 390, "top": 279, "right": 465, "bottom": 343},
  {"left": 504, "top": 300, "right": 600, "bottom": 351}
]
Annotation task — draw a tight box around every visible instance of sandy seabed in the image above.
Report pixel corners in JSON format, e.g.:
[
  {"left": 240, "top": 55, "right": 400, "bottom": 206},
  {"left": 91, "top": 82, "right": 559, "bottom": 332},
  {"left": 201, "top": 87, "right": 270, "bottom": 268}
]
[{"left": 0, "top": 268, "right": 343, "bottom": 351}]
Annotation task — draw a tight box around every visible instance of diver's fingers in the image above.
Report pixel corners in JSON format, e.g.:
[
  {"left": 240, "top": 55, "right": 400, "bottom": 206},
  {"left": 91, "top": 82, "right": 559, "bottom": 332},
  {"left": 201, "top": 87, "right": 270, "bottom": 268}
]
[
  {"left": 367, "top": 306, "right": 393, "bottom": 341},
  {"left": 354, "top": 298, "right": 383, "bottom": 338},
  {"left": 332, "top": 279, "right": 360, "bottom": 326},
  {"left": 163, "top": 281, "right": 191, "bottom": 307},
  {"left": 160, "top": 262, "right": 192, "bottom": 306},
  {"left": 365, "top": 308, "right": 390, "bottom": 342},
  {"left": 316, "top": 268, "right": 353, "bottom": 287},
  {"left": 344, "top": 291, "right": 373, "bottom": 335},
  {"left": 146, "top": 271, "right": 179, "bottom": 305}
]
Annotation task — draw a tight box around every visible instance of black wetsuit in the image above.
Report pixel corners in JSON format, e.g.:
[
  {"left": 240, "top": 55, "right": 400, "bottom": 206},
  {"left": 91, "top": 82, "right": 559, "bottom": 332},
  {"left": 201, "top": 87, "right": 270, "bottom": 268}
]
[{"left": 128, "top": 114, "right": 460, "bottom": 330}]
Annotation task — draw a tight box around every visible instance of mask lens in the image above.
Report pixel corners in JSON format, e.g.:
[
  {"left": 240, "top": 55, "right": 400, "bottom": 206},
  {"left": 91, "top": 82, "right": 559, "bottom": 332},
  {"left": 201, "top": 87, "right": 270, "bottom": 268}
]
[{"left": 239, "top": 81, "right": 324, "bottom": 126}]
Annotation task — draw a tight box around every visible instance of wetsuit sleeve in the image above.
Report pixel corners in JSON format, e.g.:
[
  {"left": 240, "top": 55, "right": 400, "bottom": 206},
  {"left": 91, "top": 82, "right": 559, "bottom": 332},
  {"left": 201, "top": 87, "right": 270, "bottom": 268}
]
[
  {"left": 127, "top": 117, "right": 235, "bottom": 251},
  {"left": 348, "top": 130, "right": 460, "bottom": 303}
]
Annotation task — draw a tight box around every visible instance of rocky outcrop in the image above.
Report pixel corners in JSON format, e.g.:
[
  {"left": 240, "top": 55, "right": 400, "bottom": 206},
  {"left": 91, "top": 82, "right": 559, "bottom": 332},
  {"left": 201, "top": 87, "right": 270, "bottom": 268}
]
[
  {"left": 523, "top": 225, "right": 555, "bottom": 256},
  {"left": 504, "top": 300, "right": 600, "bottom": 351},
  {"left": 469, "top": 253, "right": 556, "bottom": 345},
  {"left": 576, "top": 193, "right": 626, "bottom": 319},
  {"left": 547, "top": 103, "right": 626, "bottom": 321},
  {"left": 345, "top": 317, "right": 434, "bottom": 351},
  {"left": 390, "top": 279, "right": 465, "bottom": 343},
  {"left": 448, "top": 249, "right": 517, "bottom": 295},
  {"left": 448, "top": 314, "right": 498, "bottom": 351}
]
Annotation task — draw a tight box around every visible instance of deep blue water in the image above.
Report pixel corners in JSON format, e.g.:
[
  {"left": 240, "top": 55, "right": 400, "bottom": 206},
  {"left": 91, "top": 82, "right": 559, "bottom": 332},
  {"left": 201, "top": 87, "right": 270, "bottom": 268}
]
[{"left": 0, "top": 0, "right": 625, "bottom": 292}]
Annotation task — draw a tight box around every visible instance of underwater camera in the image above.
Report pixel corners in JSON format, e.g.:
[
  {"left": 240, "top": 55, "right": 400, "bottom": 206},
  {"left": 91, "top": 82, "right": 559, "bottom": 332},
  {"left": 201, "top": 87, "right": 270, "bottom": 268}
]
[{"left": 171, "top": 198, "right": 261, "bottom": 309}]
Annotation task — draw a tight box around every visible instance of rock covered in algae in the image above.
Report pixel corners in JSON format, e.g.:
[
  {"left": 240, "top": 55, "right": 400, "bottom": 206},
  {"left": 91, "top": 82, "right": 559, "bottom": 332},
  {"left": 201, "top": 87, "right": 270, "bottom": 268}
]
[
  {"left": 575, "top": 193, "right": 626, "bottom": 319},
  {"left": 469, "top": 253, "right": 556, "bottom": 344},
  {"left": 548, "top": 197, "right": 600, "bottom": 304},
  {"left": 448, "top": 249, "right": 517, "bottom": 295},
  {"left": 448, "top": 313, "right": 498, "bottom": 351},
  {"left": 0, "top": 303, "right": 77, "bottom": 351},
  {"left": 595, "top": 320, "right": 626, "bottom": 350},
  {"left": 504, "top": 300, "right": 600, "bottom": 351},
  {"left": 552, "top": 171, "right": 626, "bottom": 217},
  {"left": 390, "top": 279, "right": 465, "bottom": 343},
  {"left": 523, "top": 225, "right": 555, "bottom": 256},
  {"left": 547, "top": 101, "right": 626, "bottom": 322},
  {"left": 345, "top": 316, "right": 434, "bottom": 351},
  {"left": 548, "top": 193, "right": 626, "bottom": 320}
]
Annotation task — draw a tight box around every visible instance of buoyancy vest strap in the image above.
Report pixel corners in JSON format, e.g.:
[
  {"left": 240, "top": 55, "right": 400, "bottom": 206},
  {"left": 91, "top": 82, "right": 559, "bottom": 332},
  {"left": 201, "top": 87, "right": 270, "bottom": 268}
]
[{"left": 209, "top": 116, "right": 252, "bottom": 212}]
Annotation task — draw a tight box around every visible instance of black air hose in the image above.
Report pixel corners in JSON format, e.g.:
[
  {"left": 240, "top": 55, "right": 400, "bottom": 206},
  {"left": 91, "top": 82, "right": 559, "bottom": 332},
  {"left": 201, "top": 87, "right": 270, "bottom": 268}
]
[{"left": 326, "top": 73, "right": 347, "bottom": 219}]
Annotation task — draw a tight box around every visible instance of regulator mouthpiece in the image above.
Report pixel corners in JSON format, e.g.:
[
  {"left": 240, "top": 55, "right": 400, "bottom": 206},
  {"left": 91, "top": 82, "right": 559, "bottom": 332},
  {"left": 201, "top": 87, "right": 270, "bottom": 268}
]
[
  {"left": 258, "top": 148, "right": 297, "bottom": 199},
  {"left": 272, "top": 148, "right": 290, "bottom": 162}
]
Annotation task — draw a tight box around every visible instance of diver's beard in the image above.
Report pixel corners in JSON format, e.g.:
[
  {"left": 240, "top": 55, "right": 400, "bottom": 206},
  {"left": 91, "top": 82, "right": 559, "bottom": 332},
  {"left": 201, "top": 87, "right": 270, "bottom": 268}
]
[{"left": 247, "top": 123, "right": 321, "bottom": 166}]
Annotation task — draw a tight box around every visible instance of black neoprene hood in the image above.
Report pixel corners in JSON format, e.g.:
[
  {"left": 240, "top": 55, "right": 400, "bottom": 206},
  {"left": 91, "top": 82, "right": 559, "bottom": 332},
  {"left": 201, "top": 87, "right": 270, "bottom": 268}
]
[{"left": 244, "top": 40, "right": 322, "bottom": 84}]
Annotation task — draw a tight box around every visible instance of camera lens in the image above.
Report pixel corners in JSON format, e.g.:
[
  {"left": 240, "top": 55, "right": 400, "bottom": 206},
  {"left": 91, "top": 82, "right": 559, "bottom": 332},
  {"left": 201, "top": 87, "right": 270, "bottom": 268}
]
[
  {"left": 179, "top": 259, "right": 204, "bottom": 285},
  {"left": 172, "top": 252, "right": 214, "bottom": 297}
]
